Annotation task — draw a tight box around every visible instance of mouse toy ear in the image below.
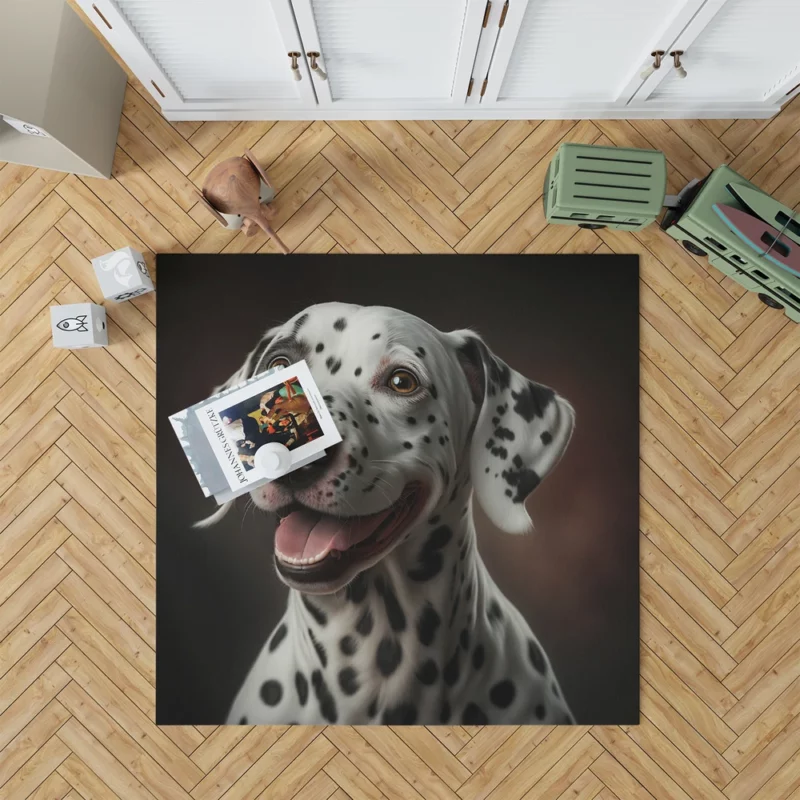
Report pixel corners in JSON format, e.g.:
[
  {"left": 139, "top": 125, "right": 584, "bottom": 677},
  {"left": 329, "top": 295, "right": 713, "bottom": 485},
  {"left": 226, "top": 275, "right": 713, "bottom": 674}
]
[{"left": 453, "top": 331, "right": 575, "bottom": 534}]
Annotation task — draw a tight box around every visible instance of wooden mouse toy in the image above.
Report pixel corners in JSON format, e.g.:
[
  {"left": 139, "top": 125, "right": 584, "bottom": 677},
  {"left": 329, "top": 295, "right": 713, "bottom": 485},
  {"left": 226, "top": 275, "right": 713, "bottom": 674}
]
[{"left": 197, "top": 149, "right": 289, "bottom": 254}]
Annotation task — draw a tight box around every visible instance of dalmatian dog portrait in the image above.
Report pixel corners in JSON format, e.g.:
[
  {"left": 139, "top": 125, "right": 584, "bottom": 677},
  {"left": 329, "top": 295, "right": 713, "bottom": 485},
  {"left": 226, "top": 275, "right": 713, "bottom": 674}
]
[{"left": 220, "top": 302, "right": 576, "bottom": 726}]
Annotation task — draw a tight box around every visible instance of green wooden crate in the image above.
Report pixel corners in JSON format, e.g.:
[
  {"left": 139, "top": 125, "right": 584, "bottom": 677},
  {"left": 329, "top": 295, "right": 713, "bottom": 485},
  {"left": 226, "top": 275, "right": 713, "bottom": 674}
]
[
  {"left": 661, "top": 164, "right": 800, "bottom": 323},
  {"left": 544, "top": 143, "right": 667, "bottom": 231}
]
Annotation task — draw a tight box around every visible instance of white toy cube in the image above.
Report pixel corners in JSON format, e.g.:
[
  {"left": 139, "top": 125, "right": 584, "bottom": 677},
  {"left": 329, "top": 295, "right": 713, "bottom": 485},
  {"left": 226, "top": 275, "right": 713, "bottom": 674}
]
[
  {"left": 50, "top": 303, "right": 108, "bottom": 349},
  {"left": 91, "top": 246, "right": 154, "bottom": 302}
]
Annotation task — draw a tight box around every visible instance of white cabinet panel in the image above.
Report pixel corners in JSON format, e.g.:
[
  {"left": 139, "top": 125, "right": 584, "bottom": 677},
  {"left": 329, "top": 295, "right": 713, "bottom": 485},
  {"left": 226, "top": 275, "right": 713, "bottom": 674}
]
[
  {"left": 76, "top": 0, "right": 316, "bottom": 110},
  {"left": 647, "top": 0, "right": 800, "bottom": 103},
  {"left": 488, "top": 0, "right": 702, "bottom": 104},
  {"left": 291, "top": 0, "right": 486, "bottom": 106}
]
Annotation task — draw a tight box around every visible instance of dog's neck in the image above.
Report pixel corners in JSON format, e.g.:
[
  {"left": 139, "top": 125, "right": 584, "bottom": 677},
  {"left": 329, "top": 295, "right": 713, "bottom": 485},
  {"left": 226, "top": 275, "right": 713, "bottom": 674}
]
[{"left": 285, "top": 483, "right": 488, "bottom": 720}]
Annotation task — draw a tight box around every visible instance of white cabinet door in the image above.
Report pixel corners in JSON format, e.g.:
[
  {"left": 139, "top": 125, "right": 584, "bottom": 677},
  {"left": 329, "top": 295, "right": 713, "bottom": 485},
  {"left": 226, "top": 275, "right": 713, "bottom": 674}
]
[
  {"left": 75, "top": 0, "right": 317, "bottom": 112},
  {"left": 634, "top": 0, "right": 800, "bottom": 108},
  {"left": 290, "top": 0, "right": 486, "bottom": 109},
  {"left": 479, "top": 0, "right": 707, "bottom": 109}
]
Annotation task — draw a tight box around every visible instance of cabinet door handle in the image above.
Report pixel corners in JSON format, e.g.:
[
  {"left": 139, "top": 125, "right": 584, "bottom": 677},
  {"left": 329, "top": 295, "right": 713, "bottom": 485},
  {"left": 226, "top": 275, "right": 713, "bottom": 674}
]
[
  {"left": 640, "top": 50, "right": 664, "bottom": 80},
  {"left": 288, "top": 51, "right": 302, "bottom": 81},
  {"left": 307, "top": 51, "right": 328, "bottom": 81},
  {"left": 670, "top": 50, "right": 687, "bottom": 79}
]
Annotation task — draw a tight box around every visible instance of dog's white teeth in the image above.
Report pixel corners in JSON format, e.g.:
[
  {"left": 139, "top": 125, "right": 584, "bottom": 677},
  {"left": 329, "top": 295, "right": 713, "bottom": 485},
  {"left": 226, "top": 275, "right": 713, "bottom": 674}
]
[{"left": 276, "top": 551, "right": 329, "bottom": 566}]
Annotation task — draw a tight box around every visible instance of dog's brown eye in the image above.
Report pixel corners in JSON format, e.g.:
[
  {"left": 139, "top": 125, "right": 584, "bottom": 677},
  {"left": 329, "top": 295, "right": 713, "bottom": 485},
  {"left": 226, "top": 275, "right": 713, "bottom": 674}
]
[
  {"left": 388, "top": 369, "right": 419, "bottom": 394},
  {"left": 268, "top": 356, "right": 291, "bottom": 370}
]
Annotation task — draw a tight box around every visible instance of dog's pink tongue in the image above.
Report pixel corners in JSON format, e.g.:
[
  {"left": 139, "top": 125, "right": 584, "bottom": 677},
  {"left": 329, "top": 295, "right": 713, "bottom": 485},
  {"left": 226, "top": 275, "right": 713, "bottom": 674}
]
[{"left": 275, "top": 508, "right": 393, "bottom": 561}]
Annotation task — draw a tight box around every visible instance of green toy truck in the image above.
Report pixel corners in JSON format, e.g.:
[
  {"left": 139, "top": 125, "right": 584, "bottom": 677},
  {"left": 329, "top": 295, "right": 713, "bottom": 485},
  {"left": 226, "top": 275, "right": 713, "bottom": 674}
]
[
  {"left": 544, "top": 142, "right": 800, "bottom": 323},
  {"left": 543, "top": 143, "right": 667, "bottom": 232}
]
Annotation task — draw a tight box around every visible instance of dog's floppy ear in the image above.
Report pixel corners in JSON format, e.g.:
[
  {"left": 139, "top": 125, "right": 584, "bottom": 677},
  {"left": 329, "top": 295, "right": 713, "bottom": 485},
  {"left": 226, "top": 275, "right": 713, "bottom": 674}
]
[
  {"left": 213, "top": 326, "right": 280, "bottom": 394},
  {"left": 454, "top": 331, "right": 574, "bottom": 534}
]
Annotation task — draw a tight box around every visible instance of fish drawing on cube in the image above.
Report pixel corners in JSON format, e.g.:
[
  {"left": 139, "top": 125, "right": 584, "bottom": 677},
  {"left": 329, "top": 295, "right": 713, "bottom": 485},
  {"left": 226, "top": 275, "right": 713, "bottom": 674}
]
[
  {"left": 50, "top": 303, "right": 108, "bottom": 349},
  {"left": 92, "top": 246, "right": 154, "bottom": 302}
]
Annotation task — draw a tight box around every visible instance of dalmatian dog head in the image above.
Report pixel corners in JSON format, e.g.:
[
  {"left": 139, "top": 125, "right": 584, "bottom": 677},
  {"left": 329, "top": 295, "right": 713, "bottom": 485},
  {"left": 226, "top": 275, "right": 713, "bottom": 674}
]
[{"left": 223, "top": 303, "right": 574, "bottom": 595}]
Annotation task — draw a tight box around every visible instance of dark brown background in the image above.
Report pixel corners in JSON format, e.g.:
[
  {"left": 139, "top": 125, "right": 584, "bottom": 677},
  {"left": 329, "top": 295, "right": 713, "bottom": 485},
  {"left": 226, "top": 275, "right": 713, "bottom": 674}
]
[{"left": 156, "top": 254, "right": 639, "bottom": 725}]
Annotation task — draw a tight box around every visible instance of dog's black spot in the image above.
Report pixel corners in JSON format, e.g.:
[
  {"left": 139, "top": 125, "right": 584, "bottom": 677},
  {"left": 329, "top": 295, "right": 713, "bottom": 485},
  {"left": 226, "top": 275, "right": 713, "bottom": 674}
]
[
  {"left": 501, "top": 461, "right": 541, "bottom": 503},
  {"left": 466, "top": 582, "right": 473, "bottom": 601},
  {"left": 430, "top": 384, "right": 438, "bottom": 399},
  {"left": 260, "top": 680, "right": 282, "bottom": 706},
  {"left": 449, "top": 591, "right": 460, "bottom": 627},
  {"left": 417, "top": 603, "right": 440, "bottom": 646},
  {"left": 269, "top": 623, "right": 287, "bottom": 652},
  {"left": 295, "top": 672, "right": 308, "bottom": 706},
  {"left": 356, "top": 464, "right": 363, "bottom": 475},
  {"left": 486, "top": 438, "right": 495, "bottom": 450},
  {"left": 407, "top": 416, "right": 416, "bottom": 425},
  {"left": 492, "top": 416, "right": 500, "bottom": 426},
  {"left": 368, "top": 697, "right": 378, "bottom": 718},
  {"left": 488, "top": 600, "right": 503, "bottom": 625},
  {"left": 326, "top": 491, "right": 333, "bottom": 498},
  {"left": 497, "top": 404, "right": 507, "bottom": 415},
  {"left": 382, "top": 703, "right": 417, "bottom": 725},
  {"left": 485, "top": 466, "right": 490, "bottom": 474},
  {"left": 340, "top": 635, "right": 357, "bottom": 656},
  {"left": 403, "top": 441, "right": 413, "bottom": 450},
  {"left": 323, "top": 394, "right": 334, "bottom": 404},
  {"left": 364, "top": 398, "right": 371, "bottom": 406},
  {"left": 505, "top": 489, "right": 512, "bottom": 497},
  {"left": 423, "top": 435, "right": 431, "bottom": 444},
  {"left": 408, "top": 525, "right": 452, "bottom": 582},
  {"left": 443, "top": 650, "right": 460, "bottom": 687},
  {"left": 535, "top": 703, "right": 546, "bottom": 720},
  {"left": 375, "top": 576, "right": 406, "bottom": 632},
  {"left": 439, "top": 700, "right": 451, "bottom": 724},
  {"left": 344, "top": 485, "right": 350, "bottom": 492},
  {"left": 293, "top": 313, "right": 309, "bottom": 333},
  {"left": 541, "top": 431, "right": 553, "bottom": 445},
  {"left": 338, "top": 471, "right": 347, "bottom": 480},
  {"left": 438, "top": 436, "right": 445, "bottom": 446},
  {"left": 356, "top": 607, "right": 374, "bottom": 637},
  {"left": 528, "top": 639, "right": 547, "bottom": 674},
  {"left": 372, "top": 333, "right": 381, "bottom": 340},
  {"left": 332, "top": 478, "right": 340, "bottom": 487},
  {"left": 346, "top": 573, "right": 368, "bottom": 603},
  {"left": 494, "top": 426, "right": 515, "bottom": 441},
  {"left": 416, "top": 659, "right": 438, "bottom": 685},
  {"left": 309, "top": 628, "right": 327, "bottom": 667},
  {"left": 448, "top": 486, "right": 459, "bottom": 505},
  {"left": 361, "top": 446, "right": 369, "bottom": 458},
  {"left": 511, "top": 381, "right": 554, "bottom": 422},
  {"left": 338, "top": 667, "right": 359, "bottom": 696},
  {"left": 338, "top": 411, "right": 347, "bottom": 422},
  {"left": 472, "top": 644, "right": 485, "bottom": 670},
  {"left": 460, "top": 629, "right": 469, "bottom": 651},
  {"left": 311, "top": 670, "right": 337, "bottom": 723},
  {"left": 325, "top": 356, "right": 342, "bottom": 375},
  {"left": 315, "top": 342, "right": 324, "bottom": 353},
  {"left": 416, "top": 346, "right": 426, "bottom": 358},
  {"left": 462, "top": 703, "right": 488, "bottom": 725},
  {"left": 428, "top": 415, "right": 436, "bottom": 423},
  {"left": 347, "top": 454, "right": 357, "bottom": 469},
  {"left": 366, "top": 414, "right": 379, "bottom": 425},
  {"left": 376, "top": 637, "right": 402, "bottom": 676},
  {"left": 334, "top": 317, "right": 347, "bottom": 332},
  {"left": 239, "top": 716, "right": 247, "bottom": 725},
  {"left": 490, "top": 680, "right": 516, "bottom": 709},
  {"left": 491, "top": 445, "right": 509, "bottom": 460},
  {"left": 355, "top": 367, "right": 362, "bottom": 377}
]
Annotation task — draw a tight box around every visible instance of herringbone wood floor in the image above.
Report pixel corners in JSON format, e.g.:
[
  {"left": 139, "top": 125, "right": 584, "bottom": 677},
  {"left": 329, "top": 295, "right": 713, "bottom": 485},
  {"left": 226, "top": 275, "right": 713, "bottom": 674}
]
[{"left": 3, "top": 24, "right": 800, "bottom": 800}]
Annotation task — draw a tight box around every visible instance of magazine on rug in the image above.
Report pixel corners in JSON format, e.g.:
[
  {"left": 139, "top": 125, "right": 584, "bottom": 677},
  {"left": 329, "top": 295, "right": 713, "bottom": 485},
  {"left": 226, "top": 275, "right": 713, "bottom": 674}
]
[{"left": 169, "top": 359, "right": 341, "bottom": 503}]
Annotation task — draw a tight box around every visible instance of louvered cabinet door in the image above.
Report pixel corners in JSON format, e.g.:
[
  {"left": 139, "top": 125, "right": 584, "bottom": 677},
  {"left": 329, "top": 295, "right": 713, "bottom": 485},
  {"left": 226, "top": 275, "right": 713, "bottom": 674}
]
[
  {"left": 75, "top": 0, "right": 317, "bottom": 113},
  {"left": 634, "top": 0, "right": 800, "bottom": 109},
  {"left": 289, "top": 0, "right": 487, "bottom": 108},
  {"left": 479, "top": 0, "right": 707, "bottom": 109}
]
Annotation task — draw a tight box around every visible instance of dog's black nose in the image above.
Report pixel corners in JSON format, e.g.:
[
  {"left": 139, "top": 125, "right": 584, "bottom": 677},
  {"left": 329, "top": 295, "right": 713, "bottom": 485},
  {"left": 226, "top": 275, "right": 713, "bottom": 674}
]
[{"left": 273, "top": 442, "right": 342, "bottom": 490}]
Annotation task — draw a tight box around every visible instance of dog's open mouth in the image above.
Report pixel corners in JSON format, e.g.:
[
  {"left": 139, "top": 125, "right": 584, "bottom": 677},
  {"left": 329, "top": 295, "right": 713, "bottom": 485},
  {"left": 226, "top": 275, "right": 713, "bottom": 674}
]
[{"left": 274, "top": 482, "right": 427, "bottom": 585}]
